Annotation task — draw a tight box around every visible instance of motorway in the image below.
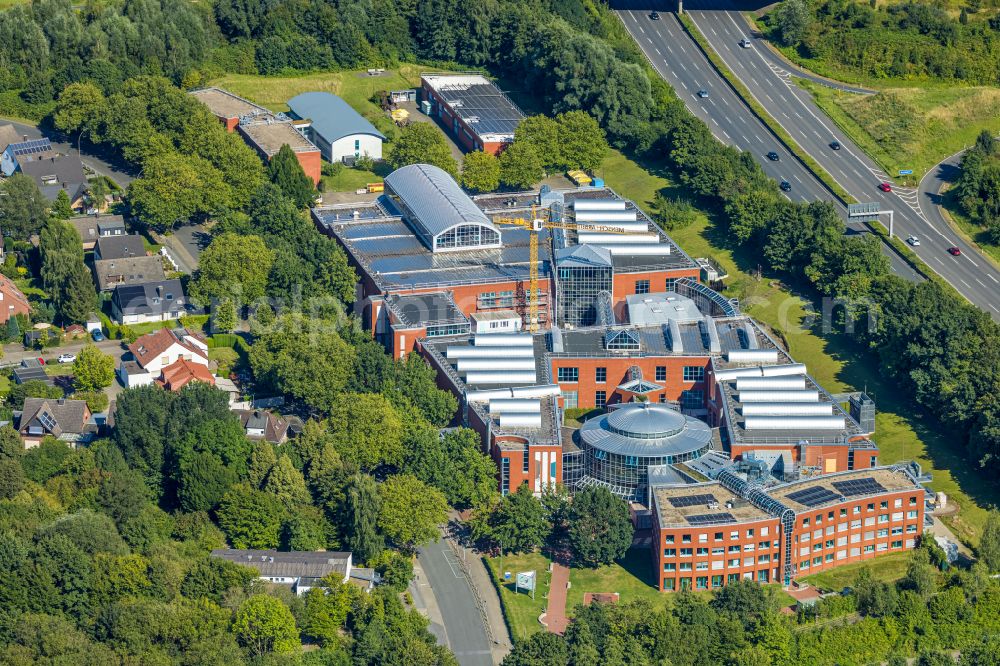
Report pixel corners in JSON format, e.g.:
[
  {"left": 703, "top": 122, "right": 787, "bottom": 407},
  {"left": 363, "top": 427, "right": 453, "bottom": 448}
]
[
  {"left": 417, "top": 537, "right": 494, "bottom": 666},
  {"left": 616, "top": 2, "right": 1000, "bottom": 319}
]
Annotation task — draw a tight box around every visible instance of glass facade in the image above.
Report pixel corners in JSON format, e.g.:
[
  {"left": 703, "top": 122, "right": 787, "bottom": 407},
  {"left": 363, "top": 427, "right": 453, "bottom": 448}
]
[
  {"left": 426, "top": 322, "right": 472, "bottom": 337},
  {"left": 558, "top": 265, "right": 613, "bottom": 326},
  {"left": 562, "top": 450, "right": 585, "bottom": 490},
  {"left": 635, "top": 279, "right": 650, "bottom": 294},
  {"left": 557, "top": 367, "right": 579, "bottom": 382},
  {"left": 683, "top": 366, "right": 705, "bottom": 382},
  {"left": 584, "top": 443, "right": 710, "bottom": 501},
  {"left": 434, "top": 224, "right": 500, "bottom": 251}
]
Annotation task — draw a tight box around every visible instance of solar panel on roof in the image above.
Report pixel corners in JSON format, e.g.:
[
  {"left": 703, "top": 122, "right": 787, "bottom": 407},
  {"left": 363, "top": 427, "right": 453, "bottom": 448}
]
[
  {"left": 686, "top": 512, "right": 736, "bottom": 526},
  {"left": 37, "top": 410, "right": 57, "bottom": 431},
  {"left": 785, "top": 486, "right": 842, "bottom": 507},
  {"left": 831, "top": 478, "right": 887, "bottom": 497},
  {"left": 668, "top": 493, "right": 716, "bottom": 508}
]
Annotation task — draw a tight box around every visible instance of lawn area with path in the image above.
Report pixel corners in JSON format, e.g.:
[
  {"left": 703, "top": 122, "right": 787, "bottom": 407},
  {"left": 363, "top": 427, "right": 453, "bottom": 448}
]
[
  {"left": 484, "top": 552, "right": 552, "bottom": 642},
  {"left": 599, "top": 150, "right": 998, "bottom": 548}
]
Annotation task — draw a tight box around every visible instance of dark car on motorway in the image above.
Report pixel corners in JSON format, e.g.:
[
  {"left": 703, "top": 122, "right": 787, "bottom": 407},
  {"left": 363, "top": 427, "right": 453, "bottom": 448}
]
[
  {"left": 780, "top": 181, "right": 791, "bottom": 191},
  {"left": 767, "top": 151, "right": 779, "bottom": 161},
  {"left": 650, "top": 10, "right": 660, "bottom": 19},
  {"left": 948, "top": 246, "right": 962, "bottom": 256},
  {"left": 830, "top": 141, "right": 841, "bottom": 150}
]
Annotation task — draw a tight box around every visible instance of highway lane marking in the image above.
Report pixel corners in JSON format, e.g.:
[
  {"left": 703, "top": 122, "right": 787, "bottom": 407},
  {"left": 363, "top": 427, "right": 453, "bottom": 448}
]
[
  {"left": 990, "top": 275, "right": 999, "bottom": 284},
  {"left": 679, "top": 80, "right": 688, "bottom": 90},
  {"left": 442, "top": 552, "right": 462, "bottom": 579},
  {"left": 722, "top": 130, "right": 731, "bottom": 140},
  {"left": 977, "top": 278, "right": 988, "bottom": 288},
  {"left": 655, "top": 47, "right": 662, "bottom": 55},
  {"left": 992, "top": 304, "right": 1000, "bottom": 313},
  {"left": 741, "top": 134, "right": 749, "bottom": 144},
  {"left": 765, "top": 93, "right": 775, "bottom": 103},
  {"left": 964, "top": 254, "right": 980, "bottom": 268},
  {"left": 793, "top": 174, "right": 803, "bottom": 184},
  {"left": 711, "top": 117, "right": 718, "bottom": 125},
  {"left": 638, "top": 24, "right": 645, "bottom": 34},
  {"left": 680, "top": 62, "right": 688, "bottom": 71},
  {"left": 960, "top": 278, "right": 972, "bottom": 289}
]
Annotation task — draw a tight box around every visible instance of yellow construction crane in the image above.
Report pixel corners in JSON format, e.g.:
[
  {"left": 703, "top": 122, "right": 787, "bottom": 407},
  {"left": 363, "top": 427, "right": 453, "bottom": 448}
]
[{"left": 495, "top": 205, "right": 634, "bottom": 333}]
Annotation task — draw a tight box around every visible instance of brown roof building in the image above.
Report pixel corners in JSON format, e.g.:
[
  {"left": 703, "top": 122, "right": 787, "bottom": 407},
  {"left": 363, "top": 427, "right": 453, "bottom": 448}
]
[
  {"left": 189, "top": 87, "right": 269, "bottom": 132},
  {"left": 93, "top": 255, "right": 165, "bottom": 292},
  {"left": 0, "top": 275, "right": 31, "bottom": 324},
  {"left": 16, "top": 397, "right": 96, "bottom": 448},
  {"left": 238, "top": 115, "right": 322, "bottom": 186},
  {"left": 234, "top": 409, "right": 290, "bottom": 444},
  {"left": 156, "top": 358, "right": 215, "bottom": 392}
]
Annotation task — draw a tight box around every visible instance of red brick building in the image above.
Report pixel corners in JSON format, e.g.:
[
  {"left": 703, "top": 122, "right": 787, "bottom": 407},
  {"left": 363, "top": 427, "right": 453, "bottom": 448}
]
[
  {"left": 238, "top": 116, "right": 322, "bottom": 186},
  {"left": 651, "top": 466, "right": 926, "bottom": 591},
  {"left": 420, "top": 74, "right": 525, "bottom": 155},
  {"left": 0, "top": 275, "right": 31, "bottom": 324}
]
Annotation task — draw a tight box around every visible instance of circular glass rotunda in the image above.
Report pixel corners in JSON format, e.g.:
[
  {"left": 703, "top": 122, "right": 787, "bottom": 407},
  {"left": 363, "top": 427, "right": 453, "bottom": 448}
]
[{"left": 579, "top": 402, "right": 713, "bottom": 501}]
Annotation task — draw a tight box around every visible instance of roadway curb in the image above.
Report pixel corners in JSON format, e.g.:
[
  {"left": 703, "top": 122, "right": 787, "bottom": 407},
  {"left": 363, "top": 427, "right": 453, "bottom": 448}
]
[{"left": 675, "top": 12, "right": 928, "bottom": 282}]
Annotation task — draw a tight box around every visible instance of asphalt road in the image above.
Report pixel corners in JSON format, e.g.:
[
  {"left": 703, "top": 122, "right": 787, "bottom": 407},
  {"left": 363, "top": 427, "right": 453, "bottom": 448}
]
[
  {"left": 1, "top": 118, "right": 136, "bottom": 187},
  {"left": 667, "top": 0, "right": 1000, "bottom": 319},
  {"left": 416, "top": 538, "right": 494, "bottom": 666},
  {"left": 614, "top": 4, "right": 922, "bottom": 283}
]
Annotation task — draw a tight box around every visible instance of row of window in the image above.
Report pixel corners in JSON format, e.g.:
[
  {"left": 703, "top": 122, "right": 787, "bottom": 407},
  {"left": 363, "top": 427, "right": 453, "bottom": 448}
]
[
  {"left": 664, "top": 554, "right": 773, "bottom": 572},
  {"left": 665, "top": 526, "right": 771, "bottom": 544},
  {"left": 634, "top": 278, "right": 678, "bottom": 296},
  {"left": 796, "top": 541, "right": 908, "bottom": 570},
  {"left": 556, "top": 366, "right": 706, "bottom": 384},
  {"left": 799, "top": 496, "right": 919, "bottom": 527},
  {"left": 664, "top": 541, "right": 776, "bottom": 557},
  {"left": 663, "top": 570, "right": 771, "bottom": 591}
]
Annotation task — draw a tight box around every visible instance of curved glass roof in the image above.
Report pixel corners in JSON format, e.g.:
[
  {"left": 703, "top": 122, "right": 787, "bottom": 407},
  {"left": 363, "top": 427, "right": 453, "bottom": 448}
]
[
  {"left": 580, "top": 403, "right": 713, "bottom": 457},
  {"left": 384, "top": 164, "right": 501, "bottom": 253}
]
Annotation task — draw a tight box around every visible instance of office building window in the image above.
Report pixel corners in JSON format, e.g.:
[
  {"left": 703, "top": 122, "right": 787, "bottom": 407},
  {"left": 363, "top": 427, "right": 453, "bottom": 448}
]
[
  {"left": 655, "top": 366, "right": 667, "bottom": 382},
  {"left": 635, "top": 280, "right": 650, "bottom": 295},
  {"left": 523, "top": 449, "right": 530, "bottom": 472},
  {"left": 560, "top": 391, "right": 578, "bottom": 409},
  {"left": 681, "top": 390, "right": 704, "bottom": 410},
  {"left": 595, "top": 391, "right": 607, "bottom": 408},
  {"left": 557, "top": 367, "right": 579, "bottom": 382},
  {"left": 683, "top": 366, "right": 705, "bottom": 382},
  {"left": 595, "top": 367, "right": 607, "bottom": 383},
  {"left": 665, "top": 278, "right": 677, "bottom": 292}
]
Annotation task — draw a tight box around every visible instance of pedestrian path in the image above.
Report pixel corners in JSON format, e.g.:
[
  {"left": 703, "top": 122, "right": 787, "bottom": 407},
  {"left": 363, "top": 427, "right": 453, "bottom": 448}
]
[{"left": 545, "top": 562, "right": 570, "bottom": 635}]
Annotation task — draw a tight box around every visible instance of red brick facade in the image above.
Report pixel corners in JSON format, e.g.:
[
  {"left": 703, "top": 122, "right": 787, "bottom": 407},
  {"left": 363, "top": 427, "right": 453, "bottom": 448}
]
[
  {"left": 295, "top": 150, "right": 322, "bottom": 186},
  {"left": 421, "top": 81, "right": 508, "bottom": 155},
  {"left": 550, "top": 356, "right": 710, "bottom": 409}
]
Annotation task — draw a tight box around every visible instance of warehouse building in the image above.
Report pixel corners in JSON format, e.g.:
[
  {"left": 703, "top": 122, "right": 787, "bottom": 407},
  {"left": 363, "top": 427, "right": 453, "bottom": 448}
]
[
  {"left": 287, "top": 92, "right": 385, "bottom": 163},
  {"left": 421, "top": 73, "right": 524, "bottom": 154},
  {"left": 650, "top": 464, "right": 926, "bottom": 591},
  {"left": 238, "top": 114, "right": 322, "bottom": 185},
  {"left": 190, "top": 87, "right": 269, "bottom": 132}
]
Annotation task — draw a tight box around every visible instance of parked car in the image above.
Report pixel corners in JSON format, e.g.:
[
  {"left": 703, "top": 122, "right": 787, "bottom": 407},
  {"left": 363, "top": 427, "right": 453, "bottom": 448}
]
[
  {"left": 739, "top": 38, "right": 752, "bottom": 48},
  {"left": 697, "top": 89, "right": 709, "bottom": 98},
  {"left": 767, "top": 151, "right": 780, "bottom": 161},
  {"left": 830, "top": 141, "right": 841, "bottom": 150},
  {"left": 948, "top": 246, "right": 962, "bottom": 256},
  {"left": 878, "top": 182, "right": 892, "bottom": 192},
  {"left": 37, "top": 357, "right": 45, "bottom": 365},
  {"left": 91, "top": 329, "right": 105, "bottom": 342},
  {"left": 57, "top": 353, "right": 76, "bottom": 364},
  {"left": 906, "top": 235, "right": 920, "bottom": 246},
  {"left": 780, "top": 181, "right": 792, "bottom": 192},
  {"left": 650, "top": 10, "right": 660, "bottom": 19}
]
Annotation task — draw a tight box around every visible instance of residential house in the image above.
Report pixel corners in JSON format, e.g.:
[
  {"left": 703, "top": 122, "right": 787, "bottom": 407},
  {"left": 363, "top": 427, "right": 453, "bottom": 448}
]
[
  {"left": 111, "top": 279, "right": 187, "bottom": 325},
  {"left": 95, "top": 234, "right": 146, "bottom": 261},
  {"left": 0, "top": 275, "right": 31, "bottom": 324},
  {"left": 93, "top": 255, "right": 165, "bottom": 292},
  {"left": 16, "top": 397, "right": 98, "bottom": 448},
  {"left": 17, "top": 153, "right": 87, "bottom": 205},
  {"left": 0, "top": 124, "right": 21, "bottom": 158},
  {"left": 118, "top": 326, "right": 208, "bottom": 388},
  {"left": 1, "top": 137, "right": 54, "bottom": 177},
  {"left": 210, "top": 549, "right": 354, "bottom": 596},
  {"left": 234, "top": 409, "right": 290, "bottom": 444},
  {"left": 69, "top": 215, "right": 127, "bottom": 250},
  {"left": 156, "top": 358, "right": 215, "bottom": 391}
]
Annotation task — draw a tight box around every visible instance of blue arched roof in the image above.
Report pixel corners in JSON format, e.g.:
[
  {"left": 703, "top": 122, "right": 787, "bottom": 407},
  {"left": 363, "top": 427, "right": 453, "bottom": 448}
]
[{"left": 287, "top": 92, "right": 386, "bottom": 144}]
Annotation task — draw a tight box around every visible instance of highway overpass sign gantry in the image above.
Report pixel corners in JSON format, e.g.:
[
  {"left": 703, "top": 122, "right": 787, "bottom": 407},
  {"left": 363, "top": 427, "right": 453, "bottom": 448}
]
[{"left": 849, "top": 202, "right": 894, "bottom": 238}]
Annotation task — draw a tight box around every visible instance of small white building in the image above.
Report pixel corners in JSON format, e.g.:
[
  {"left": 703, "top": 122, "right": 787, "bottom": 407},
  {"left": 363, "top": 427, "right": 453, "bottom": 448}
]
[
  {"left": 210, "top": 549, "right": 357, "bottom": 596},
  {"left": 287, "top": 92, "right": 385, "bottom": 163}
]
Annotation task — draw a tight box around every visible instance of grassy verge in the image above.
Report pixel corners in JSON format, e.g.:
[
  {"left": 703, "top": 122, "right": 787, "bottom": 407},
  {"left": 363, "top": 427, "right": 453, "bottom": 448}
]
[
  {"left": 321, "top": 167, "right": 380, "bottom": 195},
  {"left": 676, "top": 13, "right": 855, "bottom": 205},
  {"left": 484, "top": 552, "right": 551, "bottom": 641},
  {"left": 941, "top": 190, "right": 1000, "bottom": 265},
  {"left": 800, "top": 551, "right": 912, "bottom": 590},
  {"left": 602, "top": 149, "right": 998, "bottom": 548},
  {"left": 799, "top": 80, "right": 1000, "bottom": 187}
]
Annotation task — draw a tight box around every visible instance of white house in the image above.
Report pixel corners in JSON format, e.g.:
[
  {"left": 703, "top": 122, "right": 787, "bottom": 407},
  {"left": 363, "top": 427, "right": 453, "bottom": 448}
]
[
  {"left": 118, "top": 327, "right": 208, "bottom": 388},
  {"left": 287, "top": 92, "right": 385, "bottom": 163},
  {"left": 210, "top": 549, "right": 356, "bottom": 596}
]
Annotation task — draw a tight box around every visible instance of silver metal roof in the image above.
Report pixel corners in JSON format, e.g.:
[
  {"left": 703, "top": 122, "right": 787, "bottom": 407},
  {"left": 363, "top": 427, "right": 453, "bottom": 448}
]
[
  {"left": 287, "top": 92, "right": 386, "bottom": 143},
  {"left": 384, "top": 164, "right": 501, "bottom": 250},
  {"left": 579, "top": 403, "right": 713, "bottom": 457}
]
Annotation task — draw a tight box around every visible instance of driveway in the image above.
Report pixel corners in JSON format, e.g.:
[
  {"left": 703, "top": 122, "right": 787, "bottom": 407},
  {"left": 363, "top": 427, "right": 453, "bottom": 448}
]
[
  {"left": 1, "top": 118, "right": 137, "bottom": 187},
  {"left": 2, "top": 337, "right": 124, "bottom": 369},
  {"left": 155, "top": 224, "right": 211, "bottom": 274}
]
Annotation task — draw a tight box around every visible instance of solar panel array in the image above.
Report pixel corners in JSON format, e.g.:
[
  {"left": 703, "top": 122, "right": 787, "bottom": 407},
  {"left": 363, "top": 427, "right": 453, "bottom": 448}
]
[
  {"left": 438, "top": 84, "right": 524, "bottom": 136},
  {"left": 832, "top": 477, "right": 887, "bottom": 497},
  {"left": 686, "top": 512, "right": 736, "bottom": 526},
  {"left": 785, "top": 486, "right": 842, "bottom": 507},
  {"left": 11, "top": 139, "right": 51, "bottom": 156},
  {"left": 668, "top": 493, "right": 716, "bottom": 508},
  {"left": 37, "top": 410, "right": 57, "bottom": 431}
]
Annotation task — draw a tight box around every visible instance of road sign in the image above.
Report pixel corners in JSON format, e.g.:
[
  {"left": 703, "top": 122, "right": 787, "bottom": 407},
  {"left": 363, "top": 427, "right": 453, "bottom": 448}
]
[
  {"left": 516, "top": 571, "right": 536, "bottom": 599},
  {"left": 899, "top": 169, "right": 913, "bottom": 175},
  {"left": 848, "top": 202, "right": 881, "bottom": 222}
]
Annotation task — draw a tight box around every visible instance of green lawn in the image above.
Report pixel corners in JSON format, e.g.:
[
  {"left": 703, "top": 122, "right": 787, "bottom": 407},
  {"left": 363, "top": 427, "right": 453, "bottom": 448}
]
[
  {"left": 321, "top": 167, "right": 381, "bottom": 195},
  {"left": 44, "top": 364, "right": 75, "bottom": 377},
  {"left": 566, "top": 548, "right": 664, "bottom": 611},
  {"left": 800, "top": 551, "right": 912, "bottom": 591},
  {"left": 600, "top": 150, "right": 999, "bottom": 549},
  {"left": 484, "top": 552, "right": 551, "bottom": 641},
  {"left": 800, "top": 81, "right": 1000, "bottom": 188},
  {"left": 209, "top": 347, "right": 239, "bottom": 376}
]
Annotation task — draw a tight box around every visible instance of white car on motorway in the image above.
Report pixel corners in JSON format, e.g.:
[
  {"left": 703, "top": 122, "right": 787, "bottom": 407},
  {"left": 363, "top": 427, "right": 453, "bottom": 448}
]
[
  {"left": 57, "top": 353, "right": 76, "bottom": 364},
  {"left": 907, "top": 235, "right": 921, "bottom": 246},
  {"left": 739, "top": 38, "right": 752, "bottom": 48}
]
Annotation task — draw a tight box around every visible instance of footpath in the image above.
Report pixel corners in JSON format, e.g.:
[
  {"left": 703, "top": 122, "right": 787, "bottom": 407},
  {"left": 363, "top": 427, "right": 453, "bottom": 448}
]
[{"left": 545, "top": 562, "right": 570, "bottom": 635}]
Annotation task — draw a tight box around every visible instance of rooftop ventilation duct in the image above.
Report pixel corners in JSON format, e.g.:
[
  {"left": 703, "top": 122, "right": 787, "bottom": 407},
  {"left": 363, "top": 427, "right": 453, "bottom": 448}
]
[
  {"left": 736, "top": 376, "right": 805, "bottom": 391},
  {"left": 743, "top": 415, "right": 845, "bottom": 430},
  {"left": 510, "top": 384, "right": 561, "bottom": 398},
  {"left": 575, "top": 221, "right": 649, "bottom": 233},
  {"left": 574, "top": 200, "right": 627, "bottom": 211},
  {"left": 577, "top": 233, "right": 660, "bottom": 244},
  {"left": 498, "top": 412, "right": 543, "bottom": 428},
  {"left": 760, "top": 363, "right": 807, "bottom": 377},
  {"left": 741, "top": 402, "right": 834, "bottom": 416},
  {"left": 466, "top": 388, "right": 514, "bottom": 403},
  {"left": 714, "top": 367, "right": 764, "bottom": 382},
  {"left": 743, "top": 322, "right": 759, "bottom": 349},
  {"left": 668, "top": 318, "right": 683, "bottom": 353},
  {"left": 473, "top": 333, "right": 534, "bottom": 347},
  {"left": 457, "top": 359, "right": 537, "bottom": 372},
  {"left": 738, "top": 390, "right": 820, "bottom": 403},
  {"left": 574, "top": 210, "right": 637, "bottom": 223},
  {"left": 702, "top": 316, "right": 721, "bottom": 353},
  {"left": 726, "top": 349, "right": 779, "bottom": 364},
  {"left": 447, "top": 346, "right": 535, "bottom": 359},
  {"left": 489, "top": 398, "right": 542, "bottom": 414},
  {"left": 605, "top": 244, "right": 672, "bottom": 256},
  {"left": 464, "top": 370, "right": 537, "bottom": 384}
]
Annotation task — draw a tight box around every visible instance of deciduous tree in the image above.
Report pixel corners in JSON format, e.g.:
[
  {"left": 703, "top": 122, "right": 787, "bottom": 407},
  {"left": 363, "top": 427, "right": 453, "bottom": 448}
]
[
  {"left": 566, "top": 486, "right": 632, "bottom": 567},
  {"left": 0, "top": 174, "right": 49, "bottom": 240},
  {"left": 461, "top": 150, "right": 501, "bottom": 192},
  {"left": 499, "top": 141, "right": 544, "bottom": 190},
  {"left": 233, "top": 594, "right": 299, "bottom": 656},
  {"left": 73, "top": 345, "right": 114, "bottom": 391},
  {"left": 386, "top": 123, "right": 458, "bottom": 176},
  {"left": 378, "top": 474, "right": 447, "bottom": 552},
  {"left": 191, "top": 232, "right": 273, "bottom": 305}
]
